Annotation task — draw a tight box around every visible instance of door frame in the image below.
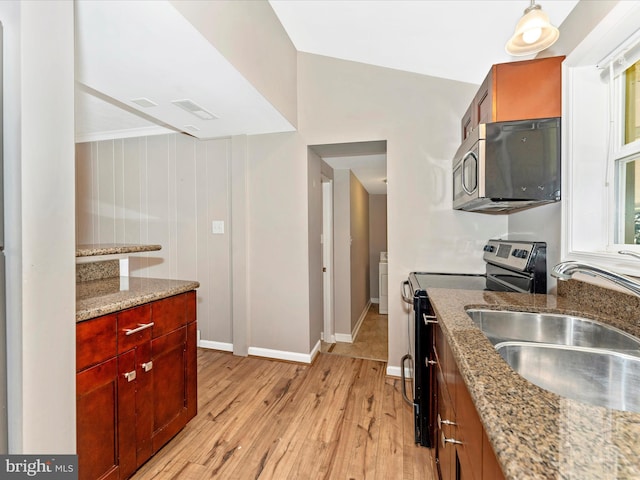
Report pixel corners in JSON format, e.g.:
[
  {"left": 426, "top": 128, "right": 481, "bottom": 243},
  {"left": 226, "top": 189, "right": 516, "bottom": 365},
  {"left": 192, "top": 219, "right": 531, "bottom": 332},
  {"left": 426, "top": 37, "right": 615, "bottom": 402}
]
[{"left": 322, "top": 177, "right": 335, "bottom": 343}]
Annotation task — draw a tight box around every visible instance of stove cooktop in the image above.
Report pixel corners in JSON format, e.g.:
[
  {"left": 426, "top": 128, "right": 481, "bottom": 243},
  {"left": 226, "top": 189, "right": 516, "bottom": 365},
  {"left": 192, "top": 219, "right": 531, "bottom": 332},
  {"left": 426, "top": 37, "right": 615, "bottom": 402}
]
[{"left": 409, "top": 272, "right": 487, "bottom": 293}]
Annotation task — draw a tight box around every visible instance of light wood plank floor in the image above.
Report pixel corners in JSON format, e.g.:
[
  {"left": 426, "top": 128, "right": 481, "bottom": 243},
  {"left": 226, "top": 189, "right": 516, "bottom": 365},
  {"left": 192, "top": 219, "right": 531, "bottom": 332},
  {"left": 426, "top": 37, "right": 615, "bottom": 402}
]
[
  {"left": 321, "top": 303, "right": 388, "bottom": 362},
  {"left": 132, "top": 349, "right": 434, "bottom": 480}
]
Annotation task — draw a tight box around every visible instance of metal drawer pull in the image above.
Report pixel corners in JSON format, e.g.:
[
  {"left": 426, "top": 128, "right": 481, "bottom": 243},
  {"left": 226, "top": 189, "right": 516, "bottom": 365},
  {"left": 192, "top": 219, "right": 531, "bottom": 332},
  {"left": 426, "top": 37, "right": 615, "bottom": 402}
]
[
  {"left": 437, "top": 413, "right": 456, "bottom": 429},
  {"left": 141, "top": 361, "right": 153, "bottom": 372},
  {"left": 124, "top": 322, "right": 155, "bottom": 336},
  {"left": 123, "top": 370, "right": 136, "bottom": 382},
  {"left": 441, "top": 432, "right": 463, "bottom": 448},
  {"left": 422, "top": 314, "right": 438, "bottom": 325}
]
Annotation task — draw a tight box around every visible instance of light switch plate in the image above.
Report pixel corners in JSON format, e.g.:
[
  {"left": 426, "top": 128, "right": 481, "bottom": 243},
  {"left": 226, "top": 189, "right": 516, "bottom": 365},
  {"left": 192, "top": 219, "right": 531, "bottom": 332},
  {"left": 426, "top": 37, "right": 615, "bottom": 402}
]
[{"left": 212, "top": 220, "right": 225, "bottom": 234}]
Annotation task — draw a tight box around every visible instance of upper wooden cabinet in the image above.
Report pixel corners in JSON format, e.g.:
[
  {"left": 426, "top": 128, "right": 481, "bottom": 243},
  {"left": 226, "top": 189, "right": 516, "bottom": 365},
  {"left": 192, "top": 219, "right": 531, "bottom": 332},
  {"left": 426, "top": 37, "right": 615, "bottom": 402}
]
[{"left": 462, "top": 56, "right": 564, "bottom": 141}]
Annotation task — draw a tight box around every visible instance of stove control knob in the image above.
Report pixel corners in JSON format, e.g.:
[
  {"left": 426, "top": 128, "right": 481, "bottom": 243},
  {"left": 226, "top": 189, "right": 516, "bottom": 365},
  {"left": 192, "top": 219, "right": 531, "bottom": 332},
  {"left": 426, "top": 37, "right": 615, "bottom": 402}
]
[{"left": 484, "top": 245, "right": 495, "bottom": 253}]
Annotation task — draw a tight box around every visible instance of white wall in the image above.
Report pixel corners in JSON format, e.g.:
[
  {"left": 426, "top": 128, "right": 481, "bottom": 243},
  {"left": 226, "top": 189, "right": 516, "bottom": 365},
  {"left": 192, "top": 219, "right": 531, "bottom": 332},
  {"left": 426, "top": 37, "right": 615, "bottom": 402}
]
[
  {"left": 1, "top": 1, "right": 76, "bottom": 452},
  {"left": 307, "top": 148, "right": 323, "bottom": 350},
  {"left": 333, "top": 169, "right": 351, "bottom": 336},
  {"left": 349, "top": 172, "right": 370, "bottom": 330},
  {"left": 76, "top": 134, "right": 234, "bottom": 346},
  {"left": 298, "top": 54, "right": 507, "bottom": 369},
  {"left": 245, "top": 132, "right": 312, "bottom": 356},
  {"left": 369, "top": 194, "right": 387, "bottom": 300}
]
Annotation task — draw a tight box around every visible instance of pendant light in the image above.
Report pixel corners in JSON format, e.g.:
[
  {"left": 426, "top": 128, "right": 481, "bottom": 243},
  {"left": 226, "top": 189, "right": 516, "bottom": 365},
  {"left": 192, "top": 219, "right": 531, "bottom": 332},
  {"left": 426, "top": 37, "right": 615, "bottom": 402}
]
[{"left": 505, "top": 0, "right": 559, "bottom": 56}]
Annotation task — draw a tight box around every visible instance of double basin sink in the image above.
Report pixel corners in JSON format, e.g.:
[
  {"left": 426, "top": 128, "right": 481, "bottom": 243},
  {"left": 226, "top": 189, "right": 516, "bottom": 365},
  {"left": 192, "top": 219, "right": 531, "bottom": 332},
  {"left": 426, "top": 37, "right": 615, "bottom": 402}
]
[{"left": 468, "top": 309, "right": 640, "bottom": 413}]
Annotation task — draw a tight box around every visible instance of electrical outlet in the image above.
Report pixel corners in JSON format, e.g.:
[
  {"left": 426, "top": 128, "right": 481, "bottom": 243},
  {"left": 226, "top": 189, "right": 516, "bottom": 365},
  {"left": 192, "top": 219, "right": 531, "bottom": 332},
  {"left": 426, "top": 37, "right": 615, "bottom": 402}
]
[{"left": 212, "top": 221, "right": 225, "bottom": 234}]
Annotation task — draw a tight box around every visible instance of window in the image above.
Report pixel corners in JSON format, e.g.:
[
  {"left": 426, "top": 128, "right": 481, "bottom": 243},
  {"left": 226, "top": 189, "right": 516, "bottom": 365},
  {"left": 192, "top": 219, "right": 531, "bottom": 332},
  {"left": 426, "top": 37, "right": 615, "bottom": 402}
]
[
  {"left": 615, "top": 59, "right": 640, "bottom": 245},
  {"left": 563, "top": 2, "right": 640, "bottom": 276}
]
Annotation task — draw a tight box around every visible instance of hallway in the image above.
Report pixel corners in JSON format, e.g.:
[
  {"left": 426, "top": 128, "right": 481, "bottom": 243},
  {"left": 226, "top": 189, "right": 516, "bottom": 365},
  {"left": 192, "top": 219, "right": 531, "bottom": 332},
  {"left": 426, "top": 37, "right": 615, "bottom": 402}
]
[{"left": 321, "top": 303, "right": 388, "bottom": 362}]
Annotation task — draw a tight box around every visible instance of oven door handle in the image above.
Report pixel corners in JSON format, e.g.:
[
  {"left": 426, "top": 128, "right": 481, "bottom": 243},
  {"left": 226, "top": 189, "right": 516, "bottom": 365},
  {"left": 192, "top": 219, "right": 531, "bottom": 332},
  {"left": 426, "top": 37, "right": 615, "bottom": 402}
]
[
  {"left": 486, "top": 273, "right": 531, "bottom": 294},
  {"left": 401, "top": 280, "right": 413, "bottom": 304},
  {"left": 400, "top": 354, "right": 414, "bottom": 407}
]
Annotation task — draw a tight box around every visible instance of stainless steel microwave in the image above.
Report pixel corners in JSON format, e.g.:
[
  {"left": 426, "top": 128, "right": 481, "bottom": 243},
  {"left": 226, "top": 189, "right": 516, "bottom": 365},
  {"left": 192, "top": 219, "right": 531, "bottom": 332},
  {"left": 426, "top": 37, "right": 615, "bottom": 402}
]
[{"left": 452, "top": 117, "right": 561, "bottom": 213}]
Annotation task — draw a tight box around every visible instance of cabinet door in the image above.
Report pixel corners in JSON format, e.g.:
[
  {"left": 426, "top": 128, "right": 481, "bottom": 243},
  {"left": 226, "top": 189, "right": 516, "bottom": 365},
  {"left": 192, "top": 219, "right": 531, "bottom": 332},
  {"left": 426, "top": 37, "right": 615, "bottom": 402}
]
[
  {"left": 118, "top": 305, "right": 154, "bottom": 470},
  {"left": 117, "top": 349, "right": 138, "bottom": 479},
  {"left": 435, "top": 377, "right": 456, "bottom": 480},
  {"left": 482, "top": 429, "right": 505, "bottom": 480},
  {"left": 461, "top": 103, "right": 474, "bottom": 141},
  {"left": 151, "top": 326, "right": 188, "bottom": 451},
  {"left": 494, "top": 56, "right": 563, "bottom": 122},
  {"left": 77, "top": 358, "right": 119, "bottom": 480},
  {"left": 476, "top": 68, "right": 495, "bottom": 126},
  {"left": 455, "top": 376, "right": 482, "bottom": 480}
]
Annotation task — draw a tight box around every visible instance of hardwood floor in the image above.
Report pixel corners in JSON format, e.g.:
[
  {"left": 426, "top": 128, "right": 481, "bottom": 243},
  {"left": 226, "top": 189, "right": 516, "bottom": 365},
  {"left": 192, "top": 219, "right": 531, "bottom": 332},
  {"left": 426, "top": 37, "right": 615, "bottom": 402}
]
[
  {"left": 321, "top": 303, "right": 388, "bottom": 362},
  {"left": 132, "top": 349, "right": 434, "bottom": 480}
]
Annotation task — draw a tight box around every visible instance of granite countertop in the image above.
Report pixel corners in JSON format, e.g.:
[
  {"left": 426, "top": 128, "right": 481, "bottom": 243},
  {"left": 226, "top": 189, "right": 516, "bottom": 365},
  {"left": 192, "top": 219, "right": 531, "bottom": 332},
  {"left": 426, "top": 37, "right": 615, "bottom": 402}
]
[
  {"left": 76, "top": 243, "right": 162, "bottom": 257},
  {"left": 76, "top": 276, "right": 199, "bottom": 322},
  {"left": 427, "top": 288, "right": 640, "bottom": 480}
]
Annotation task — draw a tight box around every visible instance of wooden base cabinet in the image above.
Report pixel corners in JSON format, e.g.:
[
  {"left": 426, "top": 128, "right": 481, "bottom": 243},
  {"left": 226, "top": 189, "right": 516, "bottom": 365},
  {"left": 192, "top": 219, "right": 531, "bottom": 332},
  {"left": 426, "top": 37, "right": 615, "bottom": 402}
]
[
  {"left": 76, "top": 291, "right": 197, "bottom": 480},
  {"left": 433, "top": 323, "right": 505, "bottom": 480}
]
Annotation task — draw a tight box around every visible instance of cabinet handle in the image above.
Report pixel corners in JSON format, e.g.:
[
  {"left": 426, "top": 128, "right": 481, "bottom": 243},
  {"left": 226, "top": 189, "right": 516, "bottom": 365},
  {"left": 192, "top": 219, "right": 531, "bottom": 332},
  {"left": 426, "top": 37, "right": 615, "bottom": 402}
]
[
  {"left": 437, "top": 413, "right": 457, "bottom": 429},
  {"left": 123, "top": 370, "right": 136, "bottom": 382},
  {"left": 124, "top": 322, "right": 155, "bottom": 336},
  {"left": 426, "top": 360, "right": 437, "bottom": 366},
  {"left": 422, "top": 314, "right": 438, "bottom": 325},
  {"left": 441, "top": 432, "right": 463, "bottom": 448},
  {"left": 141, "top": 361, "right": 153, "bottom": 373}
]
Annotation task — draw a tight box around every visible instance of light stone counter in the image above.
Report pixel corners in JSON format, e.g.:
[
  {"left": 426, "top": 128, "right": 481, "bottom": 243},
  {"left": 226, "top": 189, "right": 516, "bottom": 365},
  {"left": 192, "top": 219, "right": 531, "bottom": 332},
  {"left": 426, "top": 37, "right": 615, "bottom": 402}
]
[
  {"left": 76, "top": 276, "right": 199, "bottom": 322},
  {"left": 76, "top": 243, "right": 162, "bottom": 257},
  {"left": 427, "top": 286, "right": 640, "bottom": 480}
]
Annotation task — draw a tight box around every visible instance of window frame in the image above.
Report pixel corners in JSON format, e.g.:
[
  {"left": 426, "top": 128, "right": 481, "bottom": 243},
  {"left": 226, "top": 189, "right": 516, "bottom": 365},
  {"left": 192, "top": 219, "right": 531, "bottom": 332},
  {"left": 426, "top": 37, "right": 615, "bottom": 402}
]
[{"left": 562, "top": 2, "right": 640, "bottom": 277}]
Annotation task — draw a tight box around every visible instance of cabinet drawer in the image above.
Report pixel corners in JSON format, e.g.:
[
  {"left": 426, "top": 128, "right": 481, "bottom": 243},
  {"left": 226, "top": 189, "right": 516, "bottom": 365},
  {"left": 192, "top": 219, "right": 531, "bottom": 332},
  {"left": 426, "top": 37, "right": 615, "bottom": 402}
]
[
  {"left": 151, "top": 294, "right": 187, "bottom": 337},
  {"left": 77, "top": 314, "right": 117, "bottom": 372},
  {"left": 118, "top": 304, "right": 152, "bottom": 354}
]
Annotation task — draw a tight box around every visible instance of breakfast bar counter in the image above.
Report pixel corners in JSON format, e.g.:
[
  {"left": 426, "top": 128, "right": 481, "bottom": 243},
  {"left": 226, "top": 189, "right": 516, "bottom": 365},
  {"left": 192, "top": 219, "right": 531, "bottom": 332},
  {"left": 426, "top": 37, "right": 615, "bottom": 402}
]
[{"left": 76, "top": 276, "right": 200, "bottom": 322}]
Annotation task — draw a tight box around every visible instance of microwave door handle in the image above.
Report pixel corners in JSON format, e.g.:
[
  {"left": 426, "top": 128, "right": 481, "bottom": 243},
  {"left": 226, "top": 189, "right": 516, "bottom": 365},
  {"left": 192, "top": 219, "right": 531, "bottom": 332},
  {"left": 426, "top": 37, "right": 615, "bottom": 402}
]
[{"left": 461, "top": 151, "right": 477, "bottom": 195}]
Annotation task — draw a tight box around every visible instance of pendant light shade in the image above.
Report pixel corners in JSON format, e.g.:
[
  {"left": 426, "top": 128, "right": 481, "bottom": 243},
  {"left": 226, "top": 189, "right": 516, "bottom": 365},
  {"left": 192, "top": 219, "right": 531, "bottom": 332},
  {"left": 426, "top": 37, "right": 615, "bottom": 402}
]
[{"left": 505, "top": 1, "right": 559, "bottom": 56}]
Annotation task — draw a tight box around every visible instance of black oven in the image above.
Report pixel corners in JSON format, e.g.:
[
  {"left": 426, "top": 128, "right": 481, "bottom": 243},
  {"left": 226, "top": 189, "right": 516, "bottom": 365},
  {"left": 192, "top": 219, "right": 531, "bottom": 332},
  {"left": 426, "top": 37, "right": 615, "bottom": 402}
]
[{"left": 401, "top": 239, "right": 547, "bottom": 448}]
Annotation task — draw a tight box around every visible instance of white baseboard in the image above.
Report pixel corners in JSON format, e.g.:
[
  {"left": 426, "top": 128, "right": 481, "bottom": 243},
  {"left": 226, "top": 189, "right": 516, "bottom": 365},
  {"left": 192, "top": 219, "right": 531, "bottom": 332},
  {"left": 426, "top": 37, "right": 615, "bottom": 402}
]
[
  {"left": 334, "top": 333, "right": 353, "bottom": 343},
  {"left": 248, "top": 344, "right": 318, "bottom": 364},
  {"left": 334, "top": 301, "right": 371, "bottom": 343},
  {"left": 199, "top": 339, "right": 233, "bottom": 352},
  {"left": 352, "top": 300, "right": 371, "bottom": 341},
  {"left": 199, "top": 340, "right": 321, "bottom": 365},
  {"left": 371, "top": 298, "right": 380, "bottom": 304}
]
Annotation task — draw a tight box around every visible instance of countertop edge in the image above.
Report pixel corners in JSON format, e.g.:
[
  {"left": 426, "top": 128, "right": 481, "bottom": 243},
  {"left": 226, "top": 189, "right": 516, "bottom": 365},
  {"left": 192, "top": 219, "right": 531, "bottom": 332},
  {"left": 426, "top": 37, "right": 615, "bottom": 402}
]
[
  {"left": 76, "top": 243, "right": 162, "bottom": 257},
  {"left": 76, "top": 278, "right": 199, "bottom": 322}
]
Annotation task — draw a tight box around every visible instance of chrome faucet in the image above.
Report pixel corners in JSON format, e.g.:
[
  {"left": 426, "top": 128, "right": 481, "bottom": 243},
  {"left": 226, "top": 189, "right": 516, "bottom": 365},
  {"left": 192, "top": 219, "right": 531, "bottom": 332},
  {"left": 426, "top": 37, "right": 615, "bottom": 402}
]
[{"left": 552, "top": 261, "right": 640, "bottom": 297}]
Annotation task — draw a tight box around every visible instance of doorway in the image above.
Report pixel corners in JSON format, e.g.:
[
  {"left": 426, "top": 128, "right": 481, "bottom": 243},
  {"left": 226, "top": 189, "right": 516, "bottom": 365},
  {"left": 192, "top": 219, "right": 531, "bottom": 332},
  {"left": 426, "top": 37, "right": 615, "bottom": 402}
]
[{"left": 309, "top": 141, "right": 388, "bottom": 362}]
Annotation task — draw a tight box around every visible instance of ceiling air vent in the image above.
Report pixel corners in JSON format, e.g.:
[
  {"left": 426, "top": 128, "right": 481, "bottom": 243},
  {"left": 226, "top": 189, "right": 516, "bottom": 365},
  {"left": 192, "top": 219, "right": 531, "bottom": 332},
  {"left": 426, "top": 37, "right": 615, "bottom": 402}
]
[
  {"left": 171, "top": 99, "right": 218, "bottom": 120},
  {"left": 130, "top": 97, "right": 158, "bottom": 108}
]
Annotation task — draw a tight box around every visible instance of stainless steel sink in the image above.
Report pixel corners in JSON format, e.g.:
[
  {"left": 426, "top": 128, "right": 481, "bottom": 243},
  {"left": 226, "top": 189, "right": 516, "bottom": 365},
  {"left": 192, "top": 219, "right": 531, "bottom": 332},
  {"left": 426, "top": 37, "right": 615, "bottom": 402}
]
[
  {"left": 467, "top": 309, "right": 640, "bottom": 354},
  {"left": 496, "top": 342, "right": 640, "bottom": 413}
]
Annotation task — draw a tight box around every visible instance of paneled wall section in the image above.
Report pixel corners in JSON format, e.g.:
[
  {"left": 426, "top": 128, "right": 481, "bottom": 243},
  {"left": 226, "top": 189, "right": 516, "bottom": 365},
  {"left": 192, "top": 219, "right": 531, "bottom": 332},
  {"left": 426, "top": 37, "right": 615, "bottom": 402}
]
[{"left": 75, "top": 133, "right": 232, "bottom": 344}]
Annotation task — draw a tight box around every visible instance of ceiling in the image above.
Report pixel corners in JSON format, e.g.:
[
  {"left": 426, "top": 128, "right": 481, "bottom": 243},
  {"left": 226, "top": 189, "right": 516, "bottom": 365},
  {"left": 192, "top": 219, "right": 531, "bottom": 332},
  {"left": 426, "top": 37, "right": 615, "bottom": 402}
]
[
  {"left": 268, "top": 0, "right": 579, "bottom": 84},
  {"left": 75, "top": 0, "right": 579, "bottom": 192}
]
